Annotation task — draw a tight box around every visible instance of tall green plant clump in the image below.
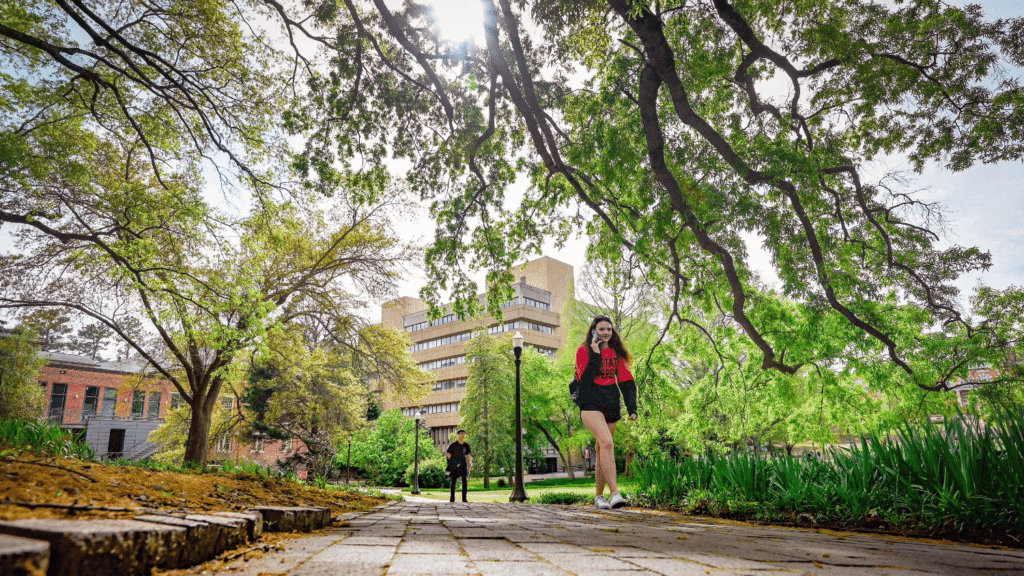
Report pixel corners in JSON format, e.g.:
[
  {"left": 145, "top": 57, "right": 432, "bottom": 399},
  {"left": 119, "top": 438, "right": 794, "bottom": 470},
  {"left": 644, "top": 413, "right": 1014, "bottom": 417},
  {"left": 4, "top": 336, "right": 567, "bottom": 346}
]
[
  {"left": 0, "top": 419, "right": 96, "bottom": 459},
  {"left": 634, "top": 410, "right": 1024, "bottom": 536}
]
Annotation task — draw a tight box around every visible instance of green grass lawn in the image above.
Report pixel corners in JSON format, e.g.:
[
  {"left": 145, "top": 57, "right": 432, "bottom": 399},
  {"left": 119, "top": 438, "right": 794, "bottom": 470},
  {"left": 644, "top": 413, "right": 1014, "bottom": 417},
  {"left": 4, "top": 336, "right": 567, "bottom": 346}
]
[{"left": 402, "top": 475, "right": 639, "bottom": 503}]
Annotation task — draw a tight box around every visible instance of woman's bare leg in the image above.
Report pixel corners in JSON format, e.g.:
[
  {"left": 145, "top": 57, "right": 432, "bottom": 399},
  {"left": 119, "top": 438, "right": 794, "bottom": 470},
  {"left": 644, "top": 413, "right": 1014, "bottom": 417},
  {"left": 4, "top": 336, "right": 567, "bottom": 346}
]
[
  {"left": 581, "top": 411, "right": 618, "bottom": 495},
  {"left": 594, "top": 421, "right": 617, "bottom": 496}
]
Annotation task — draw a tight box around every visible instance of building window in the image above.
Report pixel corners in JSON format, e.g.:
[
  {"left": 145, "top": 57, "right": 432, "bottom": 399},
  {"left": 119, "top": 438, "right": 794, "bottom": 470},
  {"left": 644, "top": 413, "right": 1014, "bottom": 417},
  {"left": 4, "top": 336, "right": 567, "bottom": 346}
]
[
  {"left": 432, "top": 378, "right": 467, "bottom": 392},
  {"left": 424, "top": 402, "right": 459, "bottom": 414},
  {"left": 216, "top": 435, "right": 232, "bottom": 452},
  {"left": 431, "top": 426, "right": 457, "bottom": 445},
  {"left": 281, "top": 437, "right": 293, "bottom": 453},
  {"left": 405, "top": 320, "right": 428, "bottom": 332},
  {"left": 221, "top": 396, "right": 233, "bottom": 412},
  {"left": 405, "top": 313, "right": 458, "bottom": 332},
  {"left": 170, "top": 392, "right": 182, "bottom": 410},
  {"left": 101, "top": 387, "right": 118, "bottom": 417},
  {"left": 521, "top": 320, "right": 554, "bottom": 334},
  {"left": 410, "top": 331, "right": 473, "bottom": 352},
  {"left": 489, "top": 320, "right": 554, "bottom": 336},
  {"left": 420, "top": 355, "right": 466, "bottom": 370},
  {"left": 523, "top": 297, "right": 550, "bottom": 310},
  {"left": 147, "top": 392, "right": 162, "bottom": 420},
  {"left": 47, "top": 383, "right": 67, "bottom": 422},
  {"left": 499, "top": 297, "right": 520, "bottom": 309},
  {"left": 403, "top": 402, "right": 460, "bottom": 416},
  {"left": 82, "top": 386, "right": 100, "bottom": 419},
  {"left": 251, "top": 436, "right": 265, "bottom": 453},
  {"left": 131, "top": 390, "right": 146, "bottom": 418},
  {"left": 429, "top": 313, "right": 456, "bottom": 327}
]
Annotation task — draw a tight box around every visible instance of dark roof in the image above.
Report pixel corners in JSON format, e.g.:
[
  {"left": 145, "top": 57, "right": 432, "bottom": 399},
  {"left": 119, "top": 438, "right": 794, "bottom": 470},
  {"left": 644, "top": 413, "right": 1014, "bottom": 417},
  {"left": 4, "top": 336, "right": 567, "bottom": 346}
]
[{"left": 40, "top": 351, "right": 153, "bottom": 375}]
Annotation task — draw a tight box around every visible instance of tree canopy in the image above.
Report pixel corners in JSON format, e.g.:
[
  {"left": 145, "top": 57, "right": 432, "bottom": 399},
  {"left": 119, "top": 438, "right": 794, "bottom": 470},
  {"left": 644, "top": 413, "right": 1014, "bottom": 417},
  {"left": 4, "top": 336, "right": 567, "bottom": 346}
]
[
  {"left": 461, "top": 331, "right": 516, "bottom": 488},
  {"left": 281, "top": 0, "right": 1024, "bottom": 393},
  {"left": 0, "top": 328, "right": 47, "bottom": 420},
  {"left": 3, "top": 0, "right": 1023, "bottom": 465}
]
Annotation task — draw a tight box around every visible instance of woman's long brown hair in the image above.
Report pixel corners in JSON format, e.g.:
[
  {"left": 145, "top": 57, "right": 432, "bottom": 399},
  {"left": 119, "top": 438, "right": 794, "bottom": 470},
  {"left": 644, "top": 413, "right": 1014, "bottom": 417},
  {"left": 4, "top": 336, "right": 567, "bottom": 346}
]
[{"left": 581, "top": 315, "right": 632, "bottom": 365}]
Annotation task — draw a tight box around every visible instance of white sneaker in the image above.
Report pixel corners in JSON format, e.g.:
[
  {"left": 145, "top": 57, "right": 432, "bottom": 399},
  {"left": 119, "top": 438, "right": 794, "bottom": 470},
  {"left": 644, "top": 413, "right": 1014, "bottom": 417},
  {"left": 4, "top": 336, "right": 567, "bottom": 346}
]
[
  {"left": 609, "top": 492, "right": 627, "bottom": 509},
  {"left": 594, "top": 495, "right": 612, "bottom": 510}
]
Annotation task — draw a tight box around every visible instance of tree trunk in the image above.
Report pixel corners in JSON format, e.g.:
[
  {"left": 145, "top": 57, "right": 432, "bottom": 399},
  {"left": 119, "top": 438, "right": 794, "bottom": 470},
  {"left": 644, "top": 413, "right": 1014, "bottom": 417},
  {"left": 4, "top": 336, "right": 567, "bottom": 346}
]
[
  {"left": 183, "top": 375, "right": 223, "bottom": 467},
  {"left": 530, "top": 419, "right": 574, "bottom": 480},
  {"left": 183, "top": 397, "right": 215, "bottom": 467}
]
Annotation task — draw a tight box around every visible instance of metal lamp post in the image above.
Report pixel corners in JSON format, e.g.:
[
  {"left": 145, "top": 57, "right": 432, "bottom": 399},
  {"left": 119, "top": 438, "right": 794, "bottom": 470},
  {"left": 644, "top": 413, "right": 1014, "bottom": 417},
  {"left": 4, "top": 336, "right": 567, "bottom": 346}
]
[
  {"left": 412, "top": 409, "right": 425, "bottom": 495},
  {"left": 509, "top": 331, "right": 529, "bottom": 502},
  {"left": 346, "top": 435, "right": 352, "bottom": 485}
]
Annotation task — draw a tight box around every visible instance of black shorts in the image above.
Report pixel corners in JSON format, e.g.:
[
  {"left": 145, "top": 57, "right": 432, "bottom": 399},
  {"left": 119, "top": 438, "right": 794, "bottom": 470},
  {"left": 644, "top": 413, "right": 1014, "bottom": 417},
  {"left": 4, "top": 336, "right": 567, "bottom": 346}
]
[{"left": 578, "top": 384, "right": 621, "bottom": 423}]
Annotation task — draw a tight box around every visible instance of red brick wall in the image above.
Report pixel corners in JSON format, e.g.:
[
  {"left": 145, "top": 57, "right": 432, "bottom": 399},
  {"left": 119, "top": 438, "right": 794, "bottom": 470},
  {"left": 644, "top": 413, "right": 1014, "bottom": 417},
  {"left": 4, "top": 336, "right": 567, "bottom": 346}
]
[
  {"left": 38, "top": 365, "right": 178, "bottom": 425},
  {"left": 216, "top": 436, "right": 310, "bottom": 478}
]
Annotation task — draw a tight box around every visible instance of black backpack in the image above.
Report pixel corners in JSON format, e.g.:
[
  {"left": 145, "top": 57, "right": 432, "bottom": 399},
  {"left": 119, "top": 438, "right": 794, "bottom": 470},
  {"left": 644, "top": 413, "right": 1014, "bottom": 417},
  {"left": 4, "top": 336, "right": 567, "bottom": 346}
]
[{"left": 569, "top": 376, "right": 583, "bottom": 407}]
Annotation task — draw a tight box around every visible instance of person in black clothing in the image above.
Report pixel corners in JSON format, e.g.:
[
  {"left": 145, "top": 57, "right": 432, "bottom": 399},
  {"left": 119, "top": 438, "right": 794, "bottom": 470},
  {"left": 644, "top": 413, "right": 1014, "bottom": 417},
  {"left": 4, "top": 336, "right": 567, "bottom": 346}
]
[{"left": 445, "top": 429, "right": 472, "bottom": 502}]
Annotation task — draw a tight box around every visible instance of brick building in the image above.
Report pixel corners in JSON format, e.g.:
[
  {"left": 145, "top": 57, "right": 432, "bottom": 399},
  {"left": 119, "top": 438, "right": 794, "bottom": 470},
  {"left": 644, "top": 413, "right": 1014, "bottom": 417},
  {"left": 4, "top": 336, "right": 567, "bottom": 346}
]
[
  {"left": 36, "top": 351, "right": 306, "bottom": 472},
  {"left": 38, "top": 352, "right": 177, "bottom": 460},
  {"left": 379, "top": 256, "right": 582, "bottom": 472}
]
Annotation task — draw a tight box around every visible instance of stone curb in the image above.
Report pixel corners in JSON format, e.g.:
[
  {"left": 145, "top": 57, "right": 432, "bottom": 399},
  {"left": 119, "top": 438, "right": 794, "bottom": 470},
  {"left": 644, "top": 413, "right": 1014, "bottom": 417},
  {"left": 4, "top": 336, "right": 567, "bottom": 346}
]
[
  {"left": 250, "top": 505, "right": 330, "bottom": 532},
  {"left": 0, "top": 518, "right": 187, "bottom": 576},
  {"left": 0, "top": 506, "right": 337, "bottom": 576},
  {"left": 0, "top": 533, "right": 49, "bottom": 576}
]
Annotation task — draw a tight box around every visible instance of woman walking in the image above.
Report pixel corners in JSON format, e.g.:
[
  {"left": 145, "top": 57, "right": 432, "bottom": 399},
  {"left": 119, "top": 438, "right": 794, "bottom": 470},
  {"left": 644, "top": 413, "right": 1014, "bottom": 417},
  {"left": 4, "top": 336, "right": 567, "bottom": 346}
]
[{"left": 575, "top": 315, "right": 637, "bottom": 509}]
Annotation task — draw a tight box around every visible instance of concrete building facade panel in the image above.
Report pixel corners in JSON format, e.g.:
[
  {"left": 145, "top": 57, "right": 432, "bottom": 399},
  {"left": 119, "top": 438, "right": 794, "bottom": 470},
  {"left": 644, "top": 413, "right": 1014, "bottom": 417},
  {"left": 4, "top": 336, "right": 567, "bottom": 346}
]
[{"left": 380, "top": 257, "right": 577, "bottom": 466}]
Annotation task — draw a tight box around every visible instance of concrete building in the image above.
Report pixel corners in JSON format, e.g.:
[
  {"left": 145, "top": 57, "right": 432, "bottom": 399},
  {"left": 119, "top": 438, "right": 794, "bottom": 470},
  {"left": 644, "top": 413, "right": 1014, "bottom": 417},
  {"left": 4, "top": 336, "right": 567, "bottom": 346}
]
[{"left": 379, "top": 256, "right": 576, "bottom": 464}]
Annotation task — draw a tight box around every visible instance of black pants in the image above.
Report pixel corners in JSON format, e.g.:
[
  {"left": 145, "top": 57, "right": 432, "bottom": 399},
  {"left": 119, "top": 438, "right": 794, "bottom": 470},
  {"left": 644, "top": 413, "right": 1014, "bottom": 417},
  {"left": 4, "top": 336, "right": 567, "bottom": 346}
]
[{"left": 449, "top": 473, "right": 467, "bottom": 502}]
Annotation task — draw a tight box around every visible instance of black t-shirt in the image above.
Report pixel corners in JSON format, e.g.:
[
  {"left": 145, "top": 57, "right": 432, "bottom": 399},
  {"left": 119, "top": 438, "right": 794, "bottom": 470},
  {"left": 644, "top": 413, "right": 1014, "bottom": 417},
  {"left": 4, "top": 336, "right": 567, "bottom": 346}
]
[{"left": 446, "top": 441, "right": 471, "bottom": 469}]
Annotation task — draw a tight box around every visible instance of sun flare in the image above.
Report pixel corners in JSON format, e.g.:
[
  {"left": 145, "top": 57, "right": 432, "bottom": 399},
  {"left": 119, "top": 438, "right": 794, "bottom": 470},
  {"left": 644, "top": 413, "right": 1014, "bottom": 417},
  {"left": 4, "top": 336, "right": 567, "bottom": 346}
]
[{"left": 419, "top": 0, "right": 486, "bottom": 47}]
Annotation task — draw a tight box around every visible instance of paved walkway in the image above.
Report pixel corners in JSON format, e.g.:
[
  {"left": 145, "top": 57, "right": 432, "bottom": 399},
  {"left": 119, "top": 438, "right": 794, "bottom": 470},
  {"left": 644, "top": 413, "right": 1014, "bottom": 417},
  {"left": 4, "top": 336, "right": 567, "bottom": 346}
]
[{"left": 216, "top": 502, "right": 1024, "bottom": 575}]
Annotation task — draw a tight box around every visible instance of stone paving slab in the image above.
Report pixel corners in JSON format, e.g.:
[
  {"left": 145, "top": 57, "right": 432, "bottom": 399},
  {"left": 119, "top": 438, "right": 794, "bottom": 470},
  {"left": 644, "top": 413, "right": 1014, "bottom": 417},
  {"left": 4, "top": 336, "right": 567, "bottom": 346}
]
[
  {"left": 217, "top": 531, "right": 350, "bottom": 576},
  {"left": 397, "top": 535, "right": 463, "bottom": 554},
  {"left": 204, "top": 501, "right": 1024, "bottom": 576}
]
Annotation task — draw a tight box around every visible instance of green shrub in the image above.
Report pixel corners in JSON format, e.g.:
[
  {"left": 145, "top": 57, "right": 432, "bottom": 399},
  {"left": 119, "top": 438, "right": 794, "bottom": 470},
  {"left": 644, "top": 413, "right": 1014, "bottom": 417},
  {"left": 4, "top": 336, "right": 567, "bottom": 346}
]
[
  {"left": 345, "top": 410, "right": 433, "bottom": 486},
  {"left": 404, "top": 458, "right": 448, "bottom": 489},
  {"left": 0, "top": 418, "right": 95, "bottom": 459},
  {"left": 220, "top": 458, "right": 272, "bottom": 477},
  {"left": 529, "top": 491, "right": 593, "bottom": 505},
  {"left": 633, "top": 407, "right": 1024, "bottom": 535}
]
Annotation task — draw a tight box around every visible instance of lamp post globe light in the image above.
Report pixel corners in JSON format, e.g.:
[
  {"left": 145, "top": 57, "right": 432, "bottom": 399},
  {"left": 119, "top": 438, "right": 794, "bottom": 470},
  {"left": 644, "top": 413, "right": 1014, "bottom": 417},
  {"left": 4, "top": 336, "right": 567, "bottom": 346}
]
[
  {"left": 412, "top": 409, "right": 425, "bottom": 495},
  {"left": 510, "top": 331, "right": 528, "bottom": 502}
]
